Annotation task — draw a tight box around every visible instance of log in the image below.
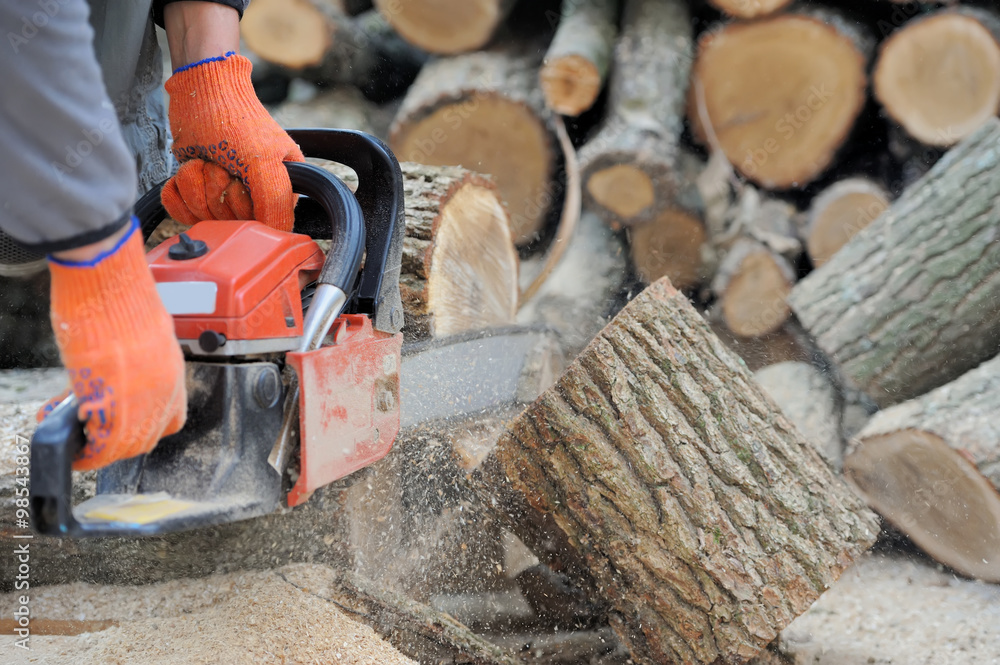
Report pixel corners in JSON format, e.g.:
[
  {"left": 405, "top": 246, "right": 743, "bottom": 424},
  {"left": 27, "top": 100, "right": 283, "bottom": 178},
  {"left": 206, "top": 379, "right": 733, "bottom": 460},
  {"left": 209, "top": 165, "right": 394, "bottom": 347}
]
[
  {"left": 713, "top": 238, "right": 797, "bottom": 338},
  {"left": 540, "top": 0, "right": 619, "bottom": 117},
  {"left": 270, "top": 87, "right": 387, "bottom": 138},
  {"left": 690, "top": 13, "right": 871, "bottom": 189},
  {"left": 804, "top": 177, "right": 889, "bottom": 268},
  {"left": 496, "top": 278, "right": 879, "bottom": 665},
  {"left": 579, "top": 0, "right": 692, "bottom": 229},
  {"left": 706, "top": 0, "right": 793, "bottom": 20},
  {"left": 844, "top": 353, "right": 1000, "bottom": 582},
  {"left": 241, "top": 1, "right": 425, "bottom": 102},
  {"left": 389, "top": 47, "right": 556, "bottom": 245},
  {"left": 373, "top": 0, "right": 515, "bottom": 55},
  {"left": 707, "top": 319, "right": 813, "bottom": 374},
  {"left": 754, "top": 361, "right": 842, "bottom": 470},
  {"left": 789, "top": 118, "right": 1000, "bottom": 407},
  {"left": 874, "top": 7, "right": 1000, "bottom": 148}
]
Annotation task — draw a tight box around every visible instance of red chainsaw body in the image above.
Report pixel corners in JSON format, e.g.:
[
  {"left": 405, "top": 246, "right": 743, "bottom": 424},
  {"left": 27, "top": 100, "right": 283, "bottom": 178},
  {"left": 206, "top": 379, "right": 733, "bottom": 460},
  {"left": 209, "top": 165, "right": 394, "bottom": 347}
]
[
  {"left": 147, "top": 220, "right": 324, "bottom": 342},
  {"left": 148, "top": 220, "right": 401, "bottom": 507}
]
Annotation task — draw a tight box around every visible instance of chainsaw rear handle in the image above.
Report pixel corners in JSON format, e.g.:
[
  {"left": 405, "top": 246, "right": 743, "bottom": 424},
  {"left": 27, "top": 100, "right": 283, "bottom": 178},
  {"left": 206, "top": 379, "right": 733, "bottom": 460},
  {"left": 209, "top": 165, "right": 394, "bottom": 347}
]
[
  {"left": 135, "top": 160, "right": 364, "bottom": 299},
  {"left": 135, "top": 128, "right": 406, "bottom": 334}
]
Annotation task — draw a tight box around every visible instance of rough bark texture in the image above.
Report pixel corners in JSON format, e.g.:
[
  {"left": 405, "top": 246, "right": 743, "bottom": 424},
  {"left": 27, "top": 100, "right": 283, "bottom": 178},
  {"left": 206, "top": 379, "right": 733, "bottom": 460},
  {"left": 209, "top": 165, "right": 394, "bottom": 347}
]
[
  {"left": 540, "top": 0, "right": 620, "bottom": 116},
  {"left": 579, "top": 0, "right": 692, "bottom": 228},
  {"left": 690, "top": 13, "right": 871, "bottom": 189},
  {"left": 789, "top": 118, "right": 1000, "bottom": 407},
  {"left": 754, "top": 362, "right": 843, "bottom": 470},
  {"left": 242, "top": 2, "right": 424, "bottom": 102},
  {"left": 496, "top": 278, "right": 879, "bottom": 665},
  {"left": 873, "top": 7, "right": 1000, "bottom": 148},
  {"left": 845, "top": 353, "right": 1000, "bottom": 582},
  {"left": 373, "top": 0, "right": 516, "bottom": 55},
  {"left": 390, "top": 47, "right": 556, "bottom": 245}
]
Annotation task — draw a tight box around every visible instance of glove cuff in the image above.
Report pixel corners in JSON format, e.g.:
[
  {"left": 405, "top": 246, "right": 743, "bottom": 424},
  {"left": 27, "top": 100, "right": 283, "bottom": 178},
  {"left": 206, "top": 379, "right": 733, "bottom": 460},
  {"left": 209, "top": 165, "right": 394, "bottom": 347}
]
[{"left": 165, "top": 52, "right": 259, "bottom": 118}]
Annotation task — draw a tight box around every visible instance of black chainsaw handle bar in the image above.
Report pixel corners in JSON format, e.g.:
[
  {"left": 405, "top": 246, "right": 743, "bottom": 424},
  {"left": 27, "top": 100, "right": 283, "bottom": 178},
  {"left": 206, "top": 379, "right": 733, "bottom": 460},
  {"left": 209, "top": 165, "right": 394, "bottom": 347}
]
[
  {"left": 134, "top": 160, "right": 364, "bottom": 299},
  {"left": 134, "top": 129, "right": 406, "bottom": 334}
]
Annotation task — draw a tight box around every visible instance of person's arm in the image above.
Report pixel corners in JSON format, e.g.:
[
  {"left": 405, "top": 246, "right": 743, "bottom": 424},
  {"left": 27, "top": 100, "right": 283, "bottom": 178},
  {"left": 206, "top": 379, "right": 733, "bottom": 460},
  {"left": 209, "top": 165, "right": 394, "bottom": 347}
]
[{"left": 163, "top": 1, "right": 241, "bottom": 70}]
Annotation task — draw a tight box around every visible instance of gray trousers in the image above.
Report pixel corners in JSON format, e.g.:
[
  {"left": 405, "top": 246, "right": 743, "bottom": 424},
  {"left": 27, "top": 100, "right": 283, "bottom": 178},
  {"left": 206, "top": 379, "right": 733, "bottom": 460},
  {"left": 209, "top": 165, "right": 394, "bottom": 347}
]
[{"left": 0, "top": 0, "right": 171, "bottom": 252}]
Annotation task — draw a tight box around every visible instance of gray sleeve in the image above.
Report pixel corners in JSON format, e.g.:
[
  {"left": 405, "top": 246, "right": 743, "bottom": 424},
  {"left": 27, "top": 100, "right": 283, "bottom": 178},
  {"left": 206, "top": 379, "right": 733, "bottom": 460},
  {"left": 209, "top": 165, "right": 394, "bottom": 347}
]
[{"left": 0, "top": 0, "right": 137, "bottom": 252}]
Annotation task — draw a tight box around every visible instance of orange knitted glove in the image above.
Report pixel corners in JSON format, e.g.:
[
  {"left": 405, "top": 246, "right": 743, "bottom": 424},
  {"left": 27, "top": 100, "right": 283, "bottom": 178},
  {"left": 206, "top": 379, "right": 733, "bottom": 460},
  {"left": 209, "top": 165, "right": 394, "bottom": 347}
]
[
  {"left": 163, "top": 52, "right": 303, "bottom": 232},
  {"left": 162, "top": 160, "right": 253, "bottom": 226},
  {"left": 45, "top": 219, "right": 187, "bottom": 471}
]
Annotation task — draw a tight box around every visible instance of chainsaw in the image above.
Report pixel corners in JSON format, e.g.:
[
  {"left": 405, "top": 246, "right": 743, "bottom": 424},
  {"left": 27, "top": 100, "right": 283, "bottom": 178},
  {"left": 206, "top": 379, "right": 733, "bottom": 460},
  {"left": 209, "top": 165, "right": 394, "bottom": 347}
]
[{"left": 29, "top": 129, "right": 409, "bottom": 537}]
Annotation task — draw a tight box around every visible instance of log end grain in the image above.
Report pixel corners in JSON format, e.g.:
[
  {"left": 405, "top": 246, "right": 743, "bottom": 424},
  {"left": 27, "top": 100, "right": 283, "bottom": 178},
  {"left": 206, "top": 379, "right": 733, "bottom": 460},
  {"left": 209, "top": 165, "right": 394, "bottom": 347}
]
[
  {"left": 875, "top": 12, "right": 1000, "bottom": 147},
  {"left": 716, "top": 241, "right": 796, "bottom": 338},
  {"left": 540, "top": 54, "right": 603, "bottom": 117},
  {"left": 425, "top": 182, "right": 519, "bottom": 336},
  {"left": 845, "top": 429, "right": 1000, "bottom": 582},
  {"left": 805, "top": 178, "right": 889, "bottom": 267},
  {"left": 707, "top": 0, "right": 794, "bottom": 20},
  {"left": 374, "top": 0, "right": 508, "bottom": 54},
  {"left": 691, "top": 16, "right": 868, "bottom": 189},
  {"left": 628, "top": 208, "right": 706, "bottom": 291},
  {"left": 242, "top": 0, "right": 332, "bottom": 68}
]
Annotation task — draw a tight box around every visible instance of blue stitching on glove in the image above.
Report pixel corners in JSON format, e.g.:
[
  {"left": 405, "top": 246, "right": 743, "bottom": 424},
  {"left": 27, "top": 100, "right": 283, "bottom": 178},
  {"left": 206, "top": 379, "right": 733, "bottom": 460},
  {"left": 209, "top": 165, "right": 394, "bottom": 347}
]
[
  {"left": 172, "top": 50, "right": 237, "bottom": 74},
  {"left": 48, "top": 216, "right": 139, "bottom": 268}
]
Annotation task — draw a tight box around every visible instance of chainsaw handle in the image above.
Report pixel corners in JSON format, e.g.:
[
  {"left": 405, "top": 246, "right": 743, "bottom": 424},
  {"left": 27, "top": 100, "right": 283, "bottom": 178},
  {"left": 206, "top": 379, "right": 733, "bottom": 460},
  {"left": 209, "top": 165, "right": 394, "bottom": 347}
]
[{"left": 135, "top": 161, "right": 365, "bottom": 297}]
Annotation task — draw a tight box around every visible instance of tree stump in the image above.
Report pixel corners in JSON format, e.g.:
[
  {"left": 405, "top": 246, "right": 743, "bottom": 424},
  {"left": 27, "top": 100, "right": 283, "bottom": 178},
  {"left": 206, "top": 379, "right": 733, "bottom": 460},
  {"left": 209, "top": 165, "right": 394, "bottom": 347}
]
[
  {"left": 789, "top": 118, "right": 1000, "bottom": 407},
  {"left": 579, "top": 0, "right": 692, "bottom": 229},
  {"left": 373, "top": 0, "right": 516, "bottom": 55},
  {"left": 874, "top": 8, "right": 1000, "bottom": 148},
  {"left": 804, "top": 178, "right": 889, "bottom": 268},
  {"left": 690, "top": 13, "right": 871, "bottom": 189},
  {"left": 845, "top": 353, "right": 1000, "bottom": 582},
  {"left": 390, "top": 48, "right": 556, "bottom": 245},
  {"left": 497, "top": 278, "right": 878, "bottom": 665},
  {"left": 540, "top": 0, "right": 619, "bottom": 117}
]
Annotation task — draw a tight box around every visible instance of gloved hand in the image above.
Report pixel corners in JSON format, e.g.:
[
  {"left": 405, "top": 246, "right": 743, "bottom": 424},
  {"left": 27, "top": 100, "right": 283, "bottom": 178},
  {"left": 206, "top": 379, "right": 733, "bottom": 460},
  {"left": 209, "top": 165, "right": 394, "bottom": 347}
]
[
  {"left": 162, "top": 52, "right": 304, "bottom": 232},
  {"left": 42, "top": 219, "right": 187, "bottom": 471}
]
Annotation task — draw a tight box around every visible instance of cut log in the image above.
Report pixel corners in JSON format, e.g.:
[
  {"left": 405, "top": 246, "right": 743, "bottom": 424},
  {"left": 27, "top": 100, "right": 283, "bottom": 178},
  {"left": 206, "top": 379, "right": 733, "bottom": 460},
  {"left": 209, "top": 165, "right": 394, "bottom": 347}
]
[
  {"left": 540, "top": 0, "right": 619, "bottom": 116},
  {"left": 755, "top": 361, "right": 842, "bottom": 470},
  {"left": 579, "top": 0, "right": 692, "bottom": 228},
  {"left": 241, "top": 1, "right": 425, "bottom": 102},
  {"left": 706, "top": 0, "right": 793, "bottom": 20},
  {"left": 628, "top": 209, "right": 706, "bottom": 291},
  {"left": 497, "top": 278, "right": 879, "bottom": 665},
  {"left": 874, "top": 8, "right": 1000, "bottom": 148},
  {"left": 789, "top": 118, "right": 1000, "bottom": 407},
  {"left": 713, "top": 238, "right": 797, "bottom": 338},
  {"left": 322, "top": 161, "right": 519, "bottom": 339},
  {"left": 270, "top": 87, "right": 386, "bottom": 138},
  {"left": 690, "top": 13, "right": 871, "bottom": 189},
  {"left": 373, "top": 0, "right": 516, "bottom": 55},
  {"left": 804, "top": 177, "right": 889, "bottom": 267},
  {"left": 390, "top": 48, "right": 556, "bottom": 245},
  {"left": 845, "top": 353, "right": 1000, "bottom": 582}
]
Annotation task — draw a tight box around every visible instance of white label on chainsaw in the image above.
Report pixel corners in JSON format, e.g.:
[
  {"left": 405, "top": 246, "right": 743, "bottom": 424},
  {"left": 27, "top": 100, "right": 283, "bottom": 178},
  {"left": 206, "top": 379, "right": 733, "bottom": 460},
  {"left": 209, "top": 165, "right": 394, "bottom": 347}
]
[{"left": 156, "top": 281, "right": 218, "bottom": 315}]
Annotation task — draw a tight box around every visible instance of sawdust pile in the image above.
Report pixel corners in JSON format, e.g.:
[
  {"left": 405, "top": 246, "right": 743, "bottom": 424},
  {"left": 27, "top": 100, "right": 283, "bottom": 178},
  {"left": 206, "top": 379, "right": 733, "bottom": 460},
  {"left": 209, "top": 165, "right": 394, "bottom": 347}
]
[{"left": 1, "top": 566, "right": 415, "bottom": 665}]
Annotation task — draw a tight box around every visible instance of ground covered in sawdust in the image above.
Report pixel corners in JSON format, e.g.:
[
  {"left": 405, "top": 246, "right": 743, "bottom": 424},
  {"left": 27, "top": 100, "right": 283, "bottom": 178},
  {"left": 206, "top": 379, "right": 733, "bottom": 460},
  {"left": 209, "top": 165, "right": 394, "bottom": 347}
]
[{"left": 0, "top": 565, "right": 414, "bottom": 665}]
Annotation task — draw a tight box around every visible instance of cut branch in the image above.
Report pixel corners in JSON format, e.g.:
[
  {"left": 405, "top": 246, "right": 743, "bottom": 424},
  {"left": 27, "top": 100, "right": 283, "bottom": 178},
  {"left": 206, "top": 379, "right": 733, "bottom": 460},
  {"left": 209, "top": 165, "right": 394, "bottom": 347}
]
[{"left": 540, "top": 0, "right": 619, "bottom": 116}]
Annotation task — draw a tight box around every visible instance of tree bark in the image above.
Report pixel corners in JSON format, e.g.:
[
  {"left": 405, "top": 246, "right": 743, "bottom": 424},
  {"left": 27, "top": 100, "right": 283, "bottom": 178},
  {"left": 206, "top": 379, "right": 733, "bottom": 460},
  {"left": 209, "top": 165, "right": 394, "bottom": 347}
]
[
  {"left": 373, "top": 0, "right": 516, "bottom": 55},
  {"left": 390, "top": 47, "right": 556, "bottom": 245},
  {"left": 804, "top": 177, "right": 889, "bottom": 268},
  {"left": 789, "top": 118, "right": 1000, "bottom": 407},
  {"left": 496, "top": 278, "right": 879, "bottom": 665},
  {"left": 690, "top": 12, "right": 871, "bottom": 189},
  {"left": 241, "top": 2, "right": 425, "bottom": 102},
  {"left": 579, "top": 0, "right": 692, "bottom": 229},
  {"left": 540, "top": 0, "right": 619, "bottom": 117},
  {"left": 874, "top": 7, "right": 1000, "bottom": 148},
  {"left": 754, "top": 362, "right": 843, "bottom": 470},
  {"left": 844, "top": 353, "right": 1000, "bottom": 582}
]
